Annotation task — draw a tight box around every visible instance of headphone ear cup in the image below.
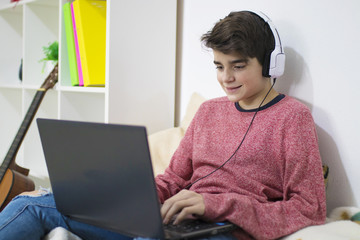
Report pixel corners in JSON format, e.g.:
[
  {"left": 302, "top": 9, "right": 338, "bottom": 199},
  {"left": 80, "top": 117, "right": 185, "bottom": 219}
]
[
  {"left": 271, "top": 52, "right": 286, "bottom": 78},
  {"left": 250, "top": 10, "right": 285, "bottom": 79},
  {"left": 262, "top": 51, "right": 272, "bottom": 77}
]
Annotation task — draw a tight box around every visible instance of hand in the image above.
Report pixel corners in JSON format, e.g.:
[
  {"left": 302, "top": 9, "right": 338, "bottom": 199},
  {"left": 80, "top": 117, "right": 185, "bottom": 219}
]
[{"left": 161, "top": 190, "right": 205, "bottom": 225}]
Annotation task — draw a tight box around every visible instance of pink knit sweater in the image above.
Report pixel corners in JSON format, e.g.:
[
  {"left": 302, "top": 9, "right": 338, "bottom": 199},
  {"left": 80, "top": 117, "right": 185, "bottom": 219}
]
[{"left": 155, "top": 95, "right": 326, "bottom": 240}]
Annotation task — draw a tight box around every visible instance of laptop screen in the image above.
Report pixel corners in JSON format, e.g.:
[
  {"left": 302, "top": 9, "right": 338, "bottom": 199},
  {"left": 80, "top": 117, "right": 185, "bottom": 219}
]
[{"left": 37, "top": 118, "right": 165, "bottom": 238}]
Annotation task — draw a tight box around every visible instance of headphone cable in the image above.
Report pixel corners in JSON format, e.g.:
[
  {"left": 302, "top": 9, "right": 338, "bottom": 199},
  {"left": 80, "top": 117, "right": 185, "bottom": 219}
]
[{"left": 184, "top": 79, "right": 277, "bottom": 190}]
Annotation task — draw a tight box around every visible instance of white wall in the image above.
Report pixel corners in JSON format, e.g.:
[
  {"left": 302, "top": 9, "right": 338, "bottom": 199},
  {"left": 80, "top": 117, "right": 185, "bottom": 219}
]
[
  {"left": 106, "top": 0, "right": 177, "bottom": 134},
  {"left": 177, "top": 0, "right": 360, "bottom": 213}
]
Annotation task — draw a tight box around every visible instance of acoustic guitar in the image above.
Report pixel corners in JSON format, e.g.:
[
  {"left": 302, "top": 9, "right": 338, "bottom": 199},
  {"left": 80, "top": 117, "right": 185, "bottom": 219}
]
[{"left": 0, "top": 64, "right": 58, "bottom": 211}]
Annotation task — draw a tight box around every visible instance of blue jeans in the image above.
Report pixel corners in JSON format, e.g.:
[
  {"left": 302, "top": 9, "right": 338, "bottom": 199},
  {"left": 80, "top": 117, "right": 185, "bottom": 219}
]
[
  {"left": 0, "top": 193, "right": 131, "bottom": 240},
  {"left": 0, "top": 193, "right": 237, "bottom": 240}
]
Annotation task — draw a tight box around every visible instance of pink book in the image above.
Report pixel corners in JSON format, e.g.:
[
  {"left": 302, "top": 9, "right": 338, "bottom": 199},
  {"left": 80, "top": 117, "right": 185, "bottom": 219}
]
[{"left": 71, "top": 2, "right": 84, "bottom": 86}]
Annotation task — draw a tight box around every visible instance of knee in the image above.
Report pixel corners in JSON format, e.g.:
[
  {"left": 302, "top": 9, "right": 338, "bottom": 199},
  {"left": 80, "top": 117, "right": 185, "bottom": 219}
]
[
  {"left": 0, "top": 194, "right": 57, "bottom": 231},
  {"left": 5, "top": 193, "right": 56, "bottom": 213},
  {"left": 9, "top": 195, "right": 38, "bottom": 209},
  {"left": 0, "top": 195, "right": 53, "bottom": 240}
]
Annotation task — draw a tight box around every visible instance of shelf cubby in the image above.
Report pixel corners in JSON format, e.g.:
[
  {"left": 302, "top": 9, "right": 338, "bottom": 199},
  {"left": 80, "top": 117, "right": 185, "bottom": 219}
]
[{"left": 0, "top": 5, "right": 23, "bottom": 87}]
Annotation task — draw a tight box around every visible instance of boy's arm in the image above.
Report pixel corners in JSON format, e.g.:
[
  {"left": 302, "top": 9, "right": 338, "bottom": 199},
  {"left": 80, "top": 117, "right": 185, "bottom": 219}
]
[{"left": 155, "top": 112, "right": 197, "bottom": 203}]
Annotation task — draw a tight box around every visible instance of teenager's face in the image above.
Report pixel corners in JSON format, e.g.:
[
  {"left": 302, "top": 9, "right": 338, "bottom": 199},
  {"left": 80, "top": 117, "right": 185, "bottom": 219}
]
[{"left": 213, "top": 50, "right": 272, "bottom": 108}]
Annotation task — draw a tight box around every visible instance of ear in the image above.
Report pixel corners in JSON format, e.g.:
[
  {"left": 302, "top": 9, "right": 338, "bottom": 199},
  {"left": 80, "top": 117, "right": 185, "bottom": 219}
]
[{"left": 262, "top": 50, "right": 272, "bottom": 78}]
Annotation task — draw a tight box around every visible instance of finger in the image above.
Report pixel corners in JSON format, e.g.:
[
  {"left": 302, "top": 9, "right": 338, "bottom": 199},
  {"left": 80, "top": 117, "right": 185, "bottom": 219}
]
[
  {"left": 161, "top": 197, "right": 178, "bottom": 221},
  {"left": 161, "top": 190, "right": 192, "bottom": 220},
  {"left": 173, "top": 196, "right": 205, "bottom": 224},
  {"left": 164, "top": 195, "right": 205, "bottom": 225},
  {"left": 173, "top": 205, "right": 200, "bottom": 225},
  {"left": 161, "top": 190, "right": 204, "bottom": 224},
  {"left": 163, "top": 198, "right": 190, "bottom": 224}
]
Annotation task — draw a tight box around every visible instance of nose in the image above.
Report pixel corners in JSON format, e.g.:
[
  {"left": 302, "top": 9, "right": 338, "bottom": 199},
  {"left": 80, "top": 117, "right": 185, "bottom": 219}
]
[{"left": 219, "top": 68, "right": 235, "bottom": 83}]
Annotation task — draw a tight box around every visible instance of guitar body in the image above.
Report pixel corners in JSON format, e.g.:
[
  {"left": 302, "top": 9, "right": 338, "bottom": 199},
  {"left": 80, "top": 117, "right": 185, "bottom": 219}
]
[
  {"left": 0, "top": 169, "right": 35, "bottom": 211},
  {"left": 9, "top": 162, "right": 30, "bottom": 176},
  {"left": 0, "top": 64, "right": 58, "bottom": 211}
]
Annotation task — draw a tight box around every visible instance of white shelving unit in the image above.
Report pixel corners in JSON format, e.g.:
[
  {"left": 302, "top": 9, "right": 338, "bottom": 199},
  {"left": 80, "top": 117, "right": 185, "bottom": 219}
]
[{"left": 0, "top": 0, "right": 177, "bottom": 188}]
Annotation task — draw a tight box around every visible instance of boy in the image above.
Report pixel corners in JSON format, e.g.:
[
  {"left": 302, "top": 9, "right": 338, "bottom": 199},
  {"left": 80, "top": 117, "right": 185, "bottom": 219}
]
[{"left": 0, "top": 11, "right": 326, "bottom": 240}]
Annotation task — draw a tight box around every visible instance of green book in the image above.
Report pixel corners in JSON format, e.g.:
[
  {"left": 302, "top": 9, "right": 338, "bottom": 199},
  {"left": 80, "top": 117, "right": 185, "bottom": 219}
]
[{"left": 63, "top": 2, "right": 79, "bottom": 86}]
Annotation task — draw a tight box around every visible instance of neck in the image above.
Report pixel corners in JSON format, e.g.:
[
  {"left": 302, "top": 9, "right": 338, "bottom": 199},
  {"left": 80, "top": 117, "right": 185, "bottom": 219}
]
[{"left": 238, "top": 82, "right": 279, "bottom": 110}]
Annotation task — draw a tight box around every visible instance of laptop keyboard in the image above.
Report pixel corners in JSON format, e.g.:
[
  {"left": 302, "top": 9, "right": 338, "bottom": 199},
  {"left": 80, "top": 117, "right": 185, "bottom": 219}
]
[{"left": 164, "top": 219, "right": 225, "bottom": 233}]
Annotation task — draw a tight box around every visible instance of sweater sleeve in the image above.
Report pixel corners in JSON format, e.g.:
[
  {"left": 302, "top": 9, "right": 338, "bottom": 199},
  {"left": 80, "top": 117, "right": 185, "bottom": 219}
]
[
  {"left": 155, "top": 108, "right": 197, "bottom": 203},
  {"left": 201, "top": 109, "right": 326, "bottom": 239}
]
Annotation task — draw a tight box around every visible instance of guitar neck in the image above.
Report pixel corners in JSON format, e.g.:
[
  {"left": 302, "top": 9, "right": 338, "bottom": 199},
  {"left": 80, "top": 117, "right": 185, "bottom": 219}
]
[{"left": 0, "top": 89, "right": 47, "bottom": 182}]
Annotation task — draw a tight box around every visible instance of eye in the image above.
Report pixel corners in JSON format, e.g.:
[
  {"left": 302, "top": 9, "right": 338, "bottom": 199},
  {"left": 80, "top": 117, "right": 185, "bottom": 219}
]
[
  {"left": 234, "top": 65, "right": 245, "bottom": 70},
  {"left": 215, "top": 65, "right": 223, "bottom": 70}
]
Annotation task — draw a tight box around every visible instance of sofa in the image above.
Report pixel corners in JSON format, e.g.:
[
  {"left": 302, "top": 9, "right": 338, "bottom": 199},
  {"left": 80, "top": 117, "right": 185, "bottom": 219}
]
[{"left": 44, "top": 93, "right": 360, "bottom": 240}]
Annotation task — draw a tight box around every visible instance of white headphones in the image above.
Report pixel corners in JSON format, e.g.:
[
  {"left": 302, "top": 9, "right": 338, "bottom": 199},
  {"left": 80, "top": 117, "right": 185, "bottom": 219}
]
[{"left": 250, "top": 11, "right": 285, "bottom": 79}]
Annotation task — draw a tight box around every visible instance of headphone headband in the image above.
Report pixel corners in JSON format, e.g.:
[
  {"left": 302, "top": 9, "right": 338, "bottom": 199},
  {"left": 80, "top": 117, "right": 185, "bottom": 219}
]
[{"left": 249, "top": 11, "right": 285, "bottom": 78}]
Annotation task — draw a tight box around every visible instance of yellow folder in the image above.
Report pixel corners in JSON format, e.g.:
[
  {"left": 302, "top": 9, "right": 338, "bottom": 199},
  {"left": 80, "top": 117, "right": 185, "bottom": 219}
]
[{"left": 73, "top": 0, "right": 106, "bottom": 87}]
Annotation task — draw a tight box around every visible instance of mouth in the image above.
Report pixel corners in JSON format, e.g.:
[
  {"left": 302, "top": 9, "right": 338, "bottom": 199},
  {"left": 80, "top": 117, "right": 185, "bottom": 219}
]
[{"left": 225, "top": 85, "right": 242, "bottom": 92}]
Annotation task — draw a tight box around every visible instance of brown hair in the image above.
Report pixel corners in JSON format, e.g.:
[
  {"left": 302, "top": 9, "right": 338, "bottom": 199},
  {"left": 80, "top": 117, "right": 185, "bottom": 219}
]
[{"left": 201, "top": 11, "right": 275, "bottom": 68}]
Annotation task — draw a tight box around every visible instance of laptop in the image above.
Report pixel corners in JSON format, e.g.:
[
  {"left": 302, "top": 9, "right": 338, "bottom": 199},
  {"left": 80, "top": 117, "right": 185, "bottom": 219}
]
[{"left": 36, "top": 118, "right": 237, "bottom": 239}]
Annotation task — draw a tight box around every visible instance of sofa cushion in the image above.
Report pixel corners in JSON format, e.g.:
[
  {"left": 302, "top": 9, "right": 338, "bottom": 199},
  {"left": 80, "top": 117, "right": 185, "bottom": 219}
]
[{"left": 149, "top": 93, "right": 206, "bottom": 176}]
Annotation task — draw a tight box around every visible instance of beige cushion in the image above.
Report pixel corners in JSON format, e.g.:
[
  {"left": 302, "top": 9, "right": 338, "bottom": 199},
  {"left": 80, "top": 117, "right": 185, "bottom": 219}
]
[
  {"left": 149, "top": 93, "right": 206, "bottom": 176},
  {"left": 180, "top": 92, "right": 207, "bottom": 130}
]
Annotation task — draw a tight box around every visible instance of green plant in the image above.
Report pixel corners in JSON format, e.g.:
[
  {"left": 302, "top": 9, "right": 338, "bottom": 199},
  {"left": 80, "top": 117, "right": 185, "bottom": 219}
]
[
  {"left": 40, "top": 41, "right": 58, "bottom": 72},
  {"left": 41, "top": 41, "right": 58, "bottom": 62}
]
